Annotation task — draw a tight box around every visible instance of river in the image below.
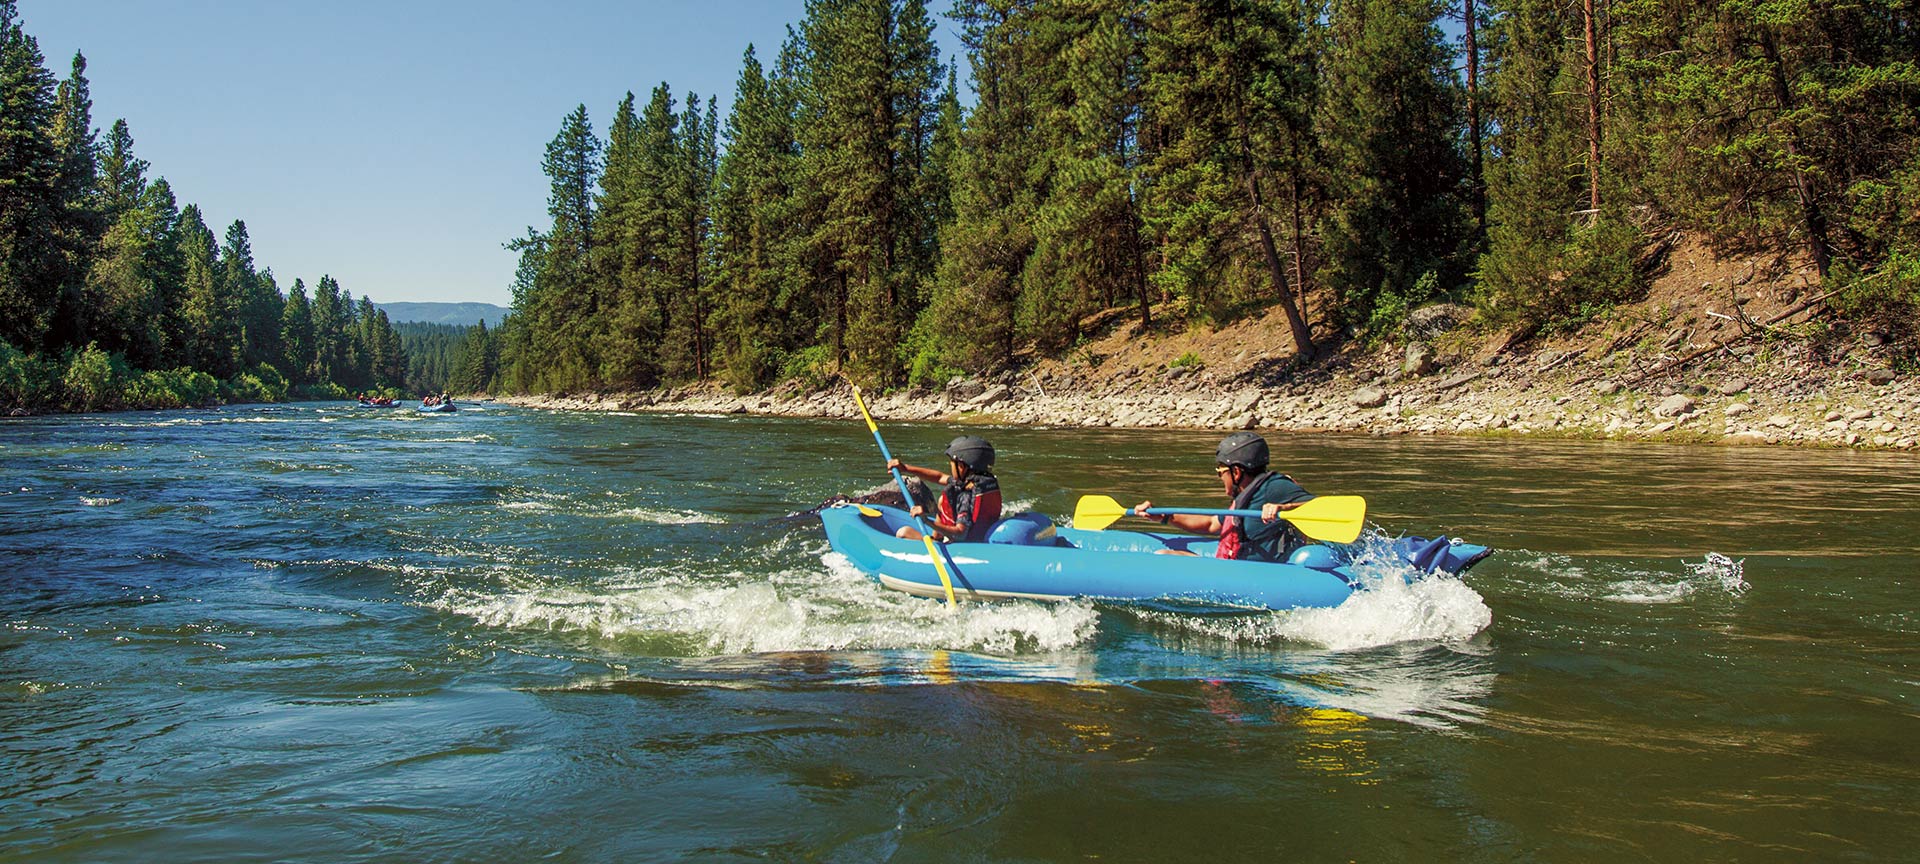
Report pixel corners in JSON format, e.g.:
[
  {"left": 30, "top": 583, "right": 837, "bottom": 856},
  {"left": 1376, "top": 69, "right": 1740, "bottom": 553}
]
[{"left": 3, "top": 402, "right": 1915, "bottom": 861}]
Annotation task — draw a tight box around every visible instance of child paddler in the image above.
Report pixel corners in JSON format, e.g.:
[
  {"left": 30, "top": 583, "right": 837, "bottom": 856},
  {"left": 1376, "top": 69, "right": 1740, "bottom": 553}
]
[
  {"left": 886, "top": 435, "right": 1002, "bottom": 543},
  {"left": 1131, "top": 431, "right": 1316, "bottom": 561}
]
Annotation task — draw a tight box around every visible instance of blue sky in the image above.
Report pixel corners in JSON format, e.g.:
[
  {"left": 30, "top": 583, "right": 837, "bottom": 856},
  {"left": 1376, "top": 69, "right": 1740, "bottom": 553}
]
[{"left": 19, "top": 1, "right": 965, "bottom": 307}]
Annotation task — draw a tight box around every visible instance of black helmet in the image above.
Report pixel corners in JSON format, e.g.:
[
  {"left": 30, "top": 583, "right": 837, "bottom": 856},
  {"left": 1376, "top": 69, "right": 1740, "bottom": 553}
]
[
  {"left": 1215, "top": 431, "right": 1268, "bottom": 471},
  {"left": 945, "top": 435, "right": 995, "bottom": 472}
]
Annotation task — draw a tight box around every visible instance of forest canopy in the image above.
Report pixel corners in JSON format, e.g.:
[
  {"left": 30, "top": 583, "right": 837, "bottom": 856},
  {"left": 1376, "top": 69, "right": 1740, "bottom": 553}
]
[{"left": 491, "top": 0, "right": 1918, "bottom": 395}]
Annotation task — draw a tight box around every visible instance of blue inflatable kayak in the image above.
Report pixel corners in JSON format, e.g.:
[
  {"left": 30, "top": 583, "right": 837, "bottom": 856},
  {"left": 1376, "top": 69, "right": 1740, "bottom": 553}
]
[
  {"left": 417, "top": 402, "right": 457, "bottom": 413},
  {"left": 819, "top": 504, "right": 1491, "bottom": 610}
]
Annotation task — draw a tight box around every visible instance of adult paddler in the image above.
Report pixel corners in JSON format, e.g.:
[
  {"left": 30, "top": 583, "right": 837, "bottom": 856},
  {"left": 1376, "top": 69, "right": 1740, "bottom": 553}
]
[{"left": 1131, "top": 431, "right": 1316, "bottom": 560}]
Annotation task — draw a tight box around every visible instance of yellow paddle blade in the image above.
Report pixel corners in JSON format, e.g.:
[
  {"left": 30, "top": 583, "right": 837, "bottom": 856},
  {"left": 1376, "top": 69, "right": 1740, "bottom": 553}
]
[
  {"left": 922, "top": 534, "right": 958, "bottom": 606},
  {"left": 851, "top": 385, "right": 878, "bottom": 433},
  {"left": 856, "top": 504, "right": 882, "bottom": 517},
  {"left": 1282, "top": 495, "right": 1367, "bottom": 544},
  {"left": 1072, "top": 494, "right": 1132, "bottom": 531},
  {"left": 1070, "top": 493, "right": 1367, "bottom": 543}
]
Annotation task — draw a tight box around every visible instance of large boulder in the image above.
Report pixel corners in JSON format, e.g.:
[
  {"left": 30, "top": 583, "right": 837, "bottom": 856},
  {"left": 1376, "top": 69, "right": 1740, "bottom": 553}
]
[
  {"left": 971, "top": 384, "right": 1010, "bottom": 407},
  {"left": 1351, "top": 386, "right": 1389, "bottom": 409},
  {"left": 946, "top": 377, "right": 987, "bottom": 400},
  {"left": 1404, "top": 342, "right": 1437, "bottom": 376},
  {"left": 1407, "top": 303, "right": 1471, "bottom": 338}
]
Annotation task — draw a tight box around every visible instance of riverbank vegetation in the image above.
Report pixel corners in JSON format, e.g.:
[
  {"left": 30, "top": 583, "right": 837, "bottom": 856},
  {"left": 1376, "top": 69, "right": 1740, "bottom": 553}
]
[
  {"left": 0, "top": 2, "right": 408, "bottom": 412},
  {"left": 487, "top": 0, "right": 1916, "bottom": 399}
]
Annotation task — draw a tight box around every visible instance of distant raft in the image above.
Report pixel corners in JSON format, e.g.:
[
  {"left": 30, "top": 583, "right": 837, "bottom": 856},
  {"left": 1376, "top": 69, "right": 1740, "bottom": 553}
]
[
  {"left": 417, "top": 402, "right": 457, "bottom": 413},
  {"left": 819, "top": 504, "right": 1491, "bottom": 611}
]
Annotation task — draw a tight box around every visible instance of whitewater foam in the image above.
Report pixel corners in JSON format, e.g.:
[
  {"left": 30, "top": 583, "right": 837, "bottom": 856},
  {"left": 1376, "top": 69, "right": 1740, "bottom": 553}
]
[
  {"left": 428, "top": 551, "right": 1099, "bottom": 657},
  {"left": 1527, "top": 551, "right": 1752, "bottom": 604}
]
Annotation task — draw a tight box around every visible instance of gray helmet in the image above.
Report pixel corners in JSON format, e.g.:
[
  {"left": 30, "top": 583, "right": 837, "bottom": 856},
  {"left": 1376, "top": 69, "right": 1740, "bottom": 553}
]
[
  {"left": 1215, "top": 431, "right": 1269, "bottom": 471},
  {"left": 945, "top": 435, "right": 995, "bottom": 472}
]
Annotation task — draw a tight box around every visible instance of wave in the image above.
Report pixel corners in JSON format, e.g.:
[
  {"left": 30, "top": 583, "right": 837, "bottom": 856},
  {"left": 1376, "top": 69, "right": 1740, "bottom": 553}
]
[
  {"left": 1524, "top": 551, "right": 1751, "bottom": 604},
  {"left": 427, "top": 550, "right": 1099, "bottom": 657}
]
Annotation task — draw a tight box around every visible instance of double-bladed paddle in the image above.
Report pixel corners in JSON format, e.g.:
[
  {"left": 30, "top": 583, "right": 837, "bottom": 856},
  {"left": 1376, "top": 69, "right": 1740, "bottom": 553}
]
[
  {"left": 1072, "top": 494, "right": 1366, "bottom": 544},
  {"left": 851, "top": 385, "right": 960, "bottom": 607}
]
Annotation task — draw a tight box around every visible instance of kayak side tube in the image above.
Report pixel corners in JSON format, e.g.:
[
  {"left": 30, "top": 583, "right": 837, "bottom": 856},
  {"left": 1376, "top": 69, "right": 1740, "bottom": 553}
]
[{"left": 819, "top": 505, "right": 1359, "bottom": 610}]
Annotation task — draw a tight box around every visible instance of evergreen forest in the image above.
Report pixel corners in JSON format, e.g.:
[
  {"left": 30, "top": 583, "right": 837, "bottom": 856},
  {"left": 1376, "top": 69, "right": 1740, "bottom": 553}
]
[
  {"left": 0, "top": 1, "right": 408, "bottom": 411},
  {"left": 5, "top": 0, "right": 1915, "bottom": 410},
  {"left": 487, "top": 0, "right": 1917, "bottom": 396}
]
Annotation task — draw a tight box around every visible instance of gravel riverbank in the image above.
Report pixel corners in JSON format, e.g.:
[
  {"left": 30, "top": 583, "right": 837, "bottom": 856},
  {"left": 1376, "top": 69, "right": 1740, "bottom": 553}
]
[{"left": 498, "top": 342, "right": 1919, "bottom": 451}]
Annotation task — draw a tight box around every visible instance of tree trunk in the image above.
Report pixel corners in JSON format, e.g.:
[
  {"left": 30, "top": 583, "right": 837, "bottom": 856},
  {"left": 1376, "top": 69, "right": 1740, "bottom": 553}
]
[
  {"left": 1465, "top": 0, "right": 1485, "bottom": 229},
  {"left": 1289, "top": 168, "right": 1311, "bottom": 336},
  {"left": 1584, "top": 0, "right": 1602, "bottom": 211},
  {"left": 1130, "top": 210, "right": 1151, "bottom": 331},
  {"left": 1759, "top": 30, "right": 1832, "bottom": 277},
  {"left": 1246, "top": 167, "right": 1315, "bottom": 359},
  {"left": 834, "top": 270, "right": 847, "bottom": 369}
]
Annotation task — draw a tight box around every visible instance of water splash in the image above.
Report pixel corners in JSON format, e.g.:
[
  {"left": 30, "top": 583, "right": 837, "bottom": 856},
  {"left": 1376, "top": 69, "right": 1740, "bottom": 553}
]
[
  {"left": 1528, "top": 551, "right": 1752, "bottom": 603},
  {"left": 610, "top": 506, "right": 726, "bottom": 525},
  {"left": 1687, "top": 552, "right": 1749, "bottom": 596},
  {"left": 426, "top": 551, "right": 1099, "bottom": 657},
  {"left": 1126, "top": 533, "right": 1494, "bottom": 650}
]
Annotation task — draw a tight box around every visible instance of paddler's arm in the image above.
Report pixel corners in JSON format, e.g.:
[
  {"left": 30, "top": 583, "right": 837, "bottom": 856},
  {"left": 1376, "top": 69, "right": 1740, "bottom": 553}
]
[
  {"left": 1260, "top": 501, "right": 1304, "bottom": 522},
  {"left": 886, "top": 458, "right": 950, "bottom": 486},
  {"left": 906, "top": 503, "right": 965, "bottom": 540},
  {"left": 1132, "top": 500, "right": 1222, "bottom": 535}
]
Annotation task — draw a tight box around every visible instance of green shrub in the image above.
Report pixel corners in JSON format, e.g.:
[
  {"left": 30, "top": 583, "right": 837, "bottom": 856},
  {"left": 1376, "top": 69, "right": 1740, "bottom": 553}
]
[
  {"left": 1831, "top": 251, "right": 1920, "bottom": 360},
  {"left": 225, "top": 362, "right": 290, "bottom": 404},
  {"left": 292, "top": 381, "right": 351, "bottom": 400},
  {"left": 0, "top": 342, "right": 60, "bottom": 409},
  {"left": 1169, "top": 351, "right": 1203, "bottom": 369},
  {"left": 781, "top": 344, "right": 835, "bottom": 391},
  {"left": 60, "top": 343, "right": 126, "bottom": 411},
  {"left": 902, "top": 313, "right": 960, "bottom": 390}
]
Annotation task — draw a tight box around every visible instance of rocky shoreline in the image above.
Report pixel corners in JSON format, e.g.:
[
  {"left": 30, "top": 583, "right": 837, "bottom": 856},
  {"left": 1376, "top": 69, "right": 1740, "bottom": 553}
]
[{"left": 497, "top": 339, "right": 1919, "bottom": 452}]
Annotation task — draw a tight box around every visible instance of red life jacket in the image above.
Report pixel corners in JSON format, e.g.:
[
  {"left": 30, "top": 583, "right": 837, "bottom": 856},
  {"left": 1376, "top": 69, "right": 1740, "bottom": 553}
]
[
  {"left": 1216, "top": 516, "right": 1243, "bottom": 560},
  {"left": 937, "top": 473, "right": 1002, "bottom": 543},
  {"left": 1214, "top": 471, "right": 1276, "bottom": 561}
]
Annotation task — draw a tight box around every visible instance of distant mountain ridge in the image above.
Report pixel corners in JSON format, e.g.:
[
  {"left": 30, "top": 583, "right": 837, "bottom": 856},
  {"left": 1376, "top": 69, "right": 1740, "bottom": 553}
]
[{"left": 374, "top": 302, "right": 509, "bottom": 327}]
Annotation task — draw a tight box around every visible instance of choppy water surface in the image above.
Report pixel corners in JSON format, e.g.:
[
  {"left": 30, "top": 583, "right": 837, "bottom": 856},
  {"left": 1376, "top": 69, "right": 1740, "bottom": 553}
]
[{"left": 3, "top": 403, "right": 1915, "bottom": 861}]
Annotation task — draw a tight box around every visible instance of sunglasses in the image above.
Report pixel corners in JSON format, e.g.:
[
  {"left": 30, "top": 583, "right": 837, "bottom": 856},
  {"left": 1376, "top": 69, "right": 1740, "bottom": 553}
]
[{"left": 1214, "top": 465, "right": 1232, "bottom": 475}]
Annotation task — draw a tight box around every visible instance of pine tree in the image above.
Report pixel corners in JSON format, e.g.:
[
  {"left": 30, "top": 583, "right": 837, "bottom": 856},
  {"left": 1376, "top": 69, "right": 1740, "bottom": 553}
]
[
  {"left": 521, "top": 104, "right": 601, "bottom": 391},
  {"left": 49, "top": 51, "right": 102, "bottom": 348},
  {"left": 0, "top": 0, "right": 63, "bottom": 351},
  {"left": 927, "top": 0, "right": 1044, "bottom": 375},
  {"left": 176, "top": 205, "right": 240, "bottom": 375},
  {"left": 224, "top": 220, "right": 284, "bottom": 370},
  {"left": 97, "top": 119, "right": 148, "bottom": 219},
  {"left": 1019, "top": 1, "right": 1150, "bottom": 353},
  {"left": 714, "top": 45, "right": 806, "bottom": 390},
  {"left": 1316, "top": 0, "right": 1471, "bottom": 334},
  {"left": 1474, "top": 0, "right": 1616, "bottom": 326},
  {"left": 310, "top": 274, "right": 349, "bottom": 383},
  {"left": 1143, "top": 0, "right": 1319, "bottom": 353},
  {"left": 592, "top": 91, "right": 657, "bottom": 386},
  {"left": 794, "top": 0, "right": 942, "bottom": 385},
  {"left": 280, "top": 278, "right": 314, "bottom": 385}
]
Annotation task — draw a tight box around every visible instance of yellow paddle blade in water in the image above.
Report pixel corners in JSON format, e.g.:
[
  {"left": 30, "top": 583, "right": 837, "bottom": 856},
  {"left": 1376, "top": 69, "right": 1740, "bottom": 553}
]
[{"left": 1072, "top": 494, "right": 1366, "bottom": 544}]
